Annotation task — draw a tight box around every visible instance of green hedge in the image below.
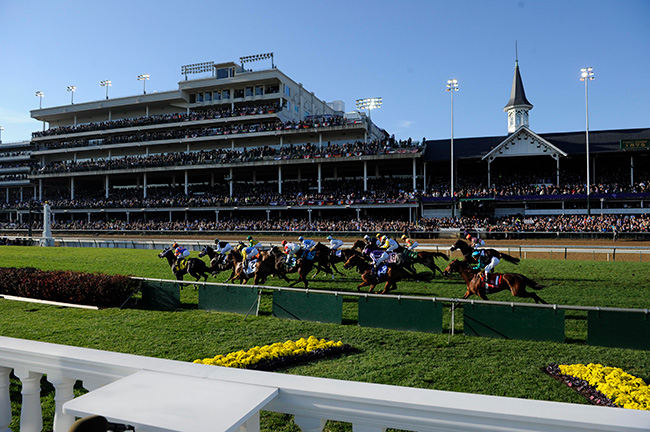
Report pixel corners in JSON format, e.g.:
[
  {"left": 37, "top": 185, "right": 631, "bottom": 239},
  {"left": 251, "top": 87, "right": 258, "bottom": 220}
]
[{"left": 0, "top": 267, "right": 139, "bottom": 308}]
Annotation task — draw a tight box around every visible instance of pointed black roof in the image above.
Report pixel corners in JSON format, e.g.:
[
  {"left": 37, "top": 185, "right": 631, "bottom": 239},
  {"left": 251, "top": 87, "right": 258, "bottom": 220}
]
[{"left": 503, "top": 60, "right": 533, "bottom": 111}]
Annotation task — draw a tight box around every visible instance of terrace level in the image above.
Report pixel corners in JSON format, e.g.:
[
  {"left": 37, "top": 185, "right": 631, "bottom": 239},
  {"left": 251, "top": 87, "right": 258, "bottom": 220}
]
[{"left": 1, "top": 336, "right": 648, "bottom": 431}]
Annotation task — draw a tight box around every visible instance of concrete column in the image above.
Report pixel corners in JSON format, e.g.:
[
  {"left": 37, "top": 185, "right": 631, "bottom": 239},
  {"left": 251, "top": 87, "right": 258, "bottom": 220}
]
[
  {"left": 184, "top": 170, "right": 189, "bottom": 195},
  {"left": 70, "top": 177, "right": 75, "bottom": 200},
  {"left": 105, "top": 175, "right": 109, "bottom": 198},
  {"left": 412, "top": 158, "right": 417, "bottom": 191},
  {"left": 363, "top": 161, "right": 368, "bottom": 191},
  {"left": 278, "top": 165, "right": 282, "bottom": 194},
  {"left": 317, "top": 163, "right": 322, "bottom": 193},
  {"left": 143, "top": 173, "right": 148, "bottom": 199}
]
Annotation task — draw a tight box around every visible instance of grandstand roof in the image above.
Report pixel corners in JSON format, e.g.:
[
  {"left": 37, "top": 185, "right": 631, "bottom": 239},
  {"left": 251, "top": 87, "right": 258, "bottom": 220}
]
[{"left": 423, "top": 127, "right": 650, "bottom": 162}]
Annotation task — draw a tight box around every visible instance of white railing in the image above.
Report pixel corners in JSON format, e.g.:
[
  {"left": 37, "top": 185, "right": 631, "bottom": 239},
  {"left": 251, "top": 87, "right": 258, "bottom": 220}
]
[{"left": 1, "top": 336, "right": 649, "bottom": 432}]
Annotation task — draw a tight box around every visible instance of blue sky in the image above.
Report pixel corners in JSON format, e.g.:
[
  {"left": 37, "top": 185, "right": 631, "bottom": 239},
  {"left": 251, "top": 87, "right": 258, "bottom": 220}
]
[{"left": 0, "top": 0, "right": 648, "bottom": 143}]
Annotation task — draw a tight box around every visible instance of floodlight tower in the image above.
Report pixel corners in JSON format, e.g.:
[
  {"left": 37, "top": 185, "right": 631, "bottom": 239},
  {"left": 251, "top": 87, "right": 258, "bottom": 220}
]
[
  {"left": 0, "top": 126, "right": 4, "bottom": 143},
  {"left": 446, "top": 79, "right": 459, "bottom": 218},
  {"left": 580, "top": 67, "right": 594, "bottom": 215},
  {"left": 355, "top": 97, "right": 382, "bottom": 143},
  {"left": 100, "top": 80, "right": 112, "bottom": 99},
  {"left": 137, "top": 74, "right": 150, "bottom": 94},
  {"left": 66, "top": 86, "right": 76, "bottom": 104},
  {"left": 35, "top": 91, "right": 44, "bottom": 109}
]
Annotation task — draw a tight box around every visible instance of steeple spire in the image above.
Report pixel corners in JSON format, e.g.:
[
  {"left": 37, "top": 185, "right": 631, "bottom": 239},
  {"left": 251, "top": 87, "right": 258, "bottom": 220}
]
[{"left": 503, "top": 48, "right": 533, "bottom": 133}]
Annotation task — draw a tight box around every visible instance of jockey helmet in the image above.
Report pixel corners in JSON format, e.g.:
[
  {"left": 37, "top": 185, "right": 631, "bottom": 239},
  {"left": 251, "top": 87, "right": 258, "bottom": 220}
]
[
  {"left": 401, "top": 234, "right": 408, "bottom": 240},
  {"left": 363, "top": 234, "right": 370, "bottom": 240},
  {"left": 466, "top": 234, "right": 472, "bottom": 240},
  {"left": 247, "top": 235, "right": 253, "bottom": 240},
  {"left": 381, "top": 235, "right": 387, "bottom": 242},
  {"left": 172, "top": 242, "right": 179, "bottom": 249},
  {"left": 326, "top": 235, "right": 332, "bottom": 240},
  {"left": 214, "top": 239, "right": 219, "bottom": 244},
  {"left": 376, "top": 233, "right": 382, "bottom": 238},
  {"left": 298, "top": 236, "right": 304, "bottom": 241},
  {"left": 281, "top": 240, "right": 287, "bottom": 246},
  {"left": 472, "top": 251, "right": 480, "bottom": 258}
]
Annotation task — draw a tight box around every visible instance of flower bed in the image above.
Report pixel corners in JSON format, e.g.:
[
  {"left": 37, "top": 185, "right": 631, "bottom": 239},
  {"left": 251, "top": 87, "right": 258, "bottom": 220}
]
[
  {"left": 193, "top": 336, "right": 353, "bottom": 371},
  {"left": 544, "top": 363, "right": 650, "bottom": 410}
]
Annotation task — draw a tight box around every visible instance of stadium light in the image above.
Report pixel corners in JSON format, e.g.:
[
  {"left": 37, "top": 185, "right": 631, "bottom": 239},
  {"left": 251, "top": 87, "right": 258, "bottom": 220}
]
[
  {"left": 35, "top": 91, "right": 44, "bottom": 109},
  {"left": 355, "top": 97, "right": 382, "bottom": 143},
  {"left": 0, "top": 126, "right": 3, "bottom": 143},
  {"left": 446, "top": 79, "right": 459, "bottom": 218},
  {"left": 180, "top": 61, "right": 214, "bottom": 80},
  {"left": 137, "top": 74, "right": 150, "bottom": 94},
  {"left": 66, "top": 86, "right": 76, "bottom": 104},
  {"left": 580, "top": 67, "right": 594, "bottom": 216},
  {"left": 240, "top": 52, "right": 274, "bottom": 69},
  {"left": 100, "top": 80, "right": 112, "bottom": 100}
]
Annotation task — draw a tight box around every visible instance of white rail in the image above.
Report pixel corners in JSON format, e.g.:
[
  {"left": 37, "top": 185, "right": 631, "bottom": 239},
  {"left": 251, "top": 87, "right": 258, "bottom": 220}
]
[{"left": 1, "top": 336, "right": 649, "bottom": 432}]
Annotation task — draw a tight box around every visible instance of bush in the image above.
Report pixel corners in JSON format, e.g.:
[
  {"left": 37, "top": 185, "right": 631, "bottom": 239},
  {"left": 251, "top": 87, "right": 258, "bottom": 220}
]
[{"left": 0, "top": 267, "right": 139, "bottom": 307}]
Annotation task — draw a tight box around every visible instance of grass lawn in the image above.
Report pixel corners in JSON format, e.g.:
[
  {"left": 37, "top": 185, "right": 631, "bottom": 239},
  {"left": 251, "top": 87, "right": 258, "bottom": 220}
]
[{"left": 1, "top": 245, "right": 650, "bottom": 431}]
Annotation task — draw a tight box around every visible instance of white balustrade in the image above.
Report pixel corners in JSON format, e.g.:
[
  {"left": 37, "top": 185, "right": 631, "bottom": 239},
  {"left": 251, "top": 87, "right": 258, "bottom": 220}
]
[{"left": 1, "top": 336, "right": 649, "bottom": 432}]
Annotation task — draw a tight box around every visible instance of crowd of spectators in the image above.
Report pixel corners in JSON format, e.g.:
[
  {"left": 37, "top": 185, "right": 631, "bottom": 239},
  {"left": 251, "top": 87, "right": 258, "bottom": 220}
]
[
  {"left": 32, "top": 103, "right": 283, "bottom": 138},
  {"left": 35, "top": 139, "right": 420, "bottom": 174},
  {"left": 1, "top": 214, "right": 648, "bottom": 234}
]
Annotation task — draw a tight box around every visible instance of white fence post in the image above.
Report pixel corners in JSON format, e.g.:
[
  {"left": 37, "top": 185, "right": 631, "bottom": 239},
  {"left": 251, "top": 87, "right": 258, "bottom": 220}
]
[
  {"left": 0, "top": 367, "right": 11, "bottom": 432},
  {"left": 14, "top": 368, "right": 43, "bottom": 432},
  {"left": 47, "top": 374, "right": 76, "bottom": 432},
  {"left": 293, "top": 415, "right": 326, "bottom": 432}
]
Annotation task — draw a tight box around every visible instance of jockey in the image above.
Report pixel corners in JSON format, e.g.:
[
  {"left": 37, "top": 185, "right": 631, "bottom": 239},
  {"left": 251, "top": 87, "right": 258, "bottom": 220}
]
[
  {"left": 246, "top": 235, "right": 259, "bottom": 248},
  {"left": 466, "top": 233, "right": 485, "bottom": 249},
  {"left": 401, "top": 234, "right": 419, "bottom": 251},
  {"left": 214, "top": 238, "right": 233, "bottom": 264},
  {"left": 172, "top": 242, "right": 190, "bottom": 267},
  {"left": 380, "top": 235, "right": 399, "bottom": 253},
  {"left": 326, "top": 235, "right": 344, "bottom": 251},
  {"left": 242, "top": 244, "right": 259, "bottom": 269},
  {"left": 298, "top": 236, "right": 316, "bottom": 252},
  {"left": 282, "top": 239, "right": 301, "bottom": 266},
  {"left": 472, "top": 250, "right": 500, "bottom": 290}
]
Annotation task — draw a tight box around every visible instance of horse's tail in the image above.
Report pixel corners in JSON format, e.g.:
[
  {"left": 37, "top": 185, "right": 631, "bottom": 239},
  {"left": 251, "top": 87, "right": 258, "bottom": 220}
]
[
  {"left": 431, "top": 251, "right": 449, "bottom": 261},
  {"left": 499, "top": 252, "right": 520, "bottom": 265},
  {"left": 520, "top": 274, "right": 544, "bottom": 290}
]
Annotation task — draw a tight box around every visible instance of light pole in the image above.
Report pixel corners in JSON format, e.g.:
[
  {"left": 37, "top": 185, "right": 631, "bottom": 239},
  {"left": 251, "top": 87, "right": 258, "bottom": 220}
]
[
  {"left": 580, "top": 67, "right": 594, "bottom": 216},
  {"left": 66, "top": 85, "right": 76, "bottom": 104},
  {"left": 355, "top": 97, "right": 382, "bottom": 143},
  {"left": 0, "top": 126, "right": 3, "bottom": 143},
  {"left": 35, "top": 91, "right": 44, "bottom": 108},
  {"left": 446, "top": 79, "right": 459, "bottom": 218},
  {"left": 137, "top": 74, "right": 149, "bottom": 94},
  {"left": 100, "top": 80, "right": 112, "bottom": 99}
]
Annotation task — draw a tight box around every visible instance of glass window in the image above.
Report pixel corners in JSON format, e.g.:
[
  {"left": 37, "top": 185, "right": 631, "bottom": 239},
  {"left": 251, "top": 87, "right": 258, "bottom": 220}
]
[
  {"left": 255, "top": 85, "right": 263, "bottom": 96},
  {"left": 216, "top": 68, "right": 230, "bottom": 79},
  {"left": 265, "top": 84, "right": 279, "bottom": 94},
  {"left": 214, "top": 90, "right": 221, "bottom": 101},
  {"left": 205, "top": 92, "right": 212, "bottom": 102},
  {"left": 222, "top": 89, "right": 230, "bottom": 99},
  {"left": 197, "top": 93, "right": 204, "bottom": 103},
  {"left": 284, "top": 85, "right": 291, "bottom": 97},
  {"left": 234, "top": 89, "right": 244, "bottom": 99},
  {"left": 245, "top": 87, "right": 254, "bottom": 97},
  {"left": 189, "top": 94, "right": 196, "bottom": 103}
]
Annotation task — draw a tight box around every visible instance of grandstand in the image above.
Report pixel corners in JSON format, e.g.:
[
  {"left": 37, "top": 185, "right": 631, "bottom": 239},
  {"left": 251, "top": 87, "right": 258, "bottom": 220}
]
[{"left": 0, "top": 57, "right": 648, "bottom": 233}]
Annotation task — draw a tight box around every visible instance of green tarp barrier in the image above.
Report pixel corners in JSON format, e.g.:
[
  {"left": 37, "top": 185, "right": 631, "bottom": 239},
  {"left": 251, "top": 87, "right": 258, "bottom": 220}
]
[
  {"left": 464, "top": 303, "right": 565, "bottom": 342},
  {"left": 358, "top": 297, "right": 443, "bottom": 333},
  {"left": 588, "top": 310, "right": 650, "bottom": 350},
  {"left": 199, "top": 284, "right": 259, "bottom": 315},
  {"left": 141, "top": 281, "right": 180, "bottom": 310},
  {"left": 272, "top": 290, "right": 342, "bottom": 324}
]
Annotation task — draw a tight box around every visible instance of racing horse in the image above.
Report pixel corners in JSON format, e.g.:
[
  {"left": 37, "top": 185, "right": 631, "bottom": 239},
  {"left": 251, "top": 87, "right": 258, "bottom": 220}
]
[
  {"left": 310, "top": 242, "right": 357, "bottom": 278},
  {"left": 343, "top": 253, "right": 411, "bottom": 294},
  {"left": 158, "top": 247, "right": 212, "bottom": 285},
  {"left": 288, "top": 244, "right": 334, "bottom": 289},
  {"left": 198, "top": 245, "right": 233, "bottom": 273},
  {"left": 395, "top": 245, "right": 450, "bottom": 278},
  {"left": 449, "top": 239, "right": 520, "bottom": 265},
  {"left": 442, "top": 259, "right": 547, "bottom": 303},
  {"left": 226, "top": 246, "right": 290, "bottom": 285},
  {"left": 353, "top": 239, "right": 424, "bottom": 277}
]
